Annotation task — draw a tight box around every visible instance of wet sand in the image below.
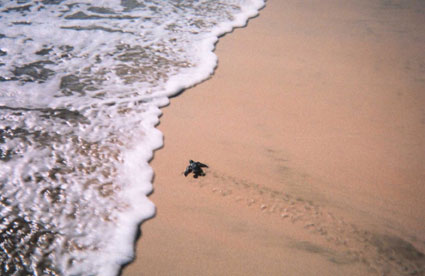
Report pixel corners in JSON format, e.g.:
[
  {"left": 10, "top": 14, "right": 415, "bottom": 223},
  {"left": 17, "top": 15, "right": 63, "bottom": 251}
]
[{"left": 122, "top": 0, "right": 425, "bottom": 275}]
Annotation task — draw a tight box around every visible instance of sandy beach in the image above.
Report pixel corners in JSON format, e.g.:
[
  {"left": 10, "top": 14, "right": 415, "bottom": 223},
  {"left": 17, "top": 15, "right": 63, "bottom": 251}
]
[{"left": 122, "top": 0, "right": 425, "bottom": 275}]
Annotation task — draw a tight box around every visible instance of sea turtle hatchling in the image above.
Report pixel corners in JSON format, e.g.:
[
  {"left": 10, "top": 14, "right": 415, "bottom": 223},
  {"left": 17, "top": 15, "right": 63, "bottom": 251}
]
[{"left": 184, "top": 160, "right": 208, "bottom": 178}]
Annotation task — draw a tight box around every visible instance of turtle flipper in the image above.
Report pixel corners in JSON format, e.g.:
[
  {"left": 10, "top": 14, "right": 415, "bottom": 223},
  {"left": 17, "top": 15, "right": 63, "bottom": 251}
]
[
  {"left": 196, "top": 162, "right": 208, "bottom": 168},
  {"left": 184, "top": 167, "right": 192, "bottom": 177}
]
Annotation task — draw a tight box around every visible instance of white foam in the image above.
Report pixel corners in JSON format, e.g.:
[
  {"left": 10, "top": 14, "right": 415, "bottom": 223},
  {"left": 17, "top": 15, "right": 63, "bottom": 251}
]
[{"left": 0, "top": 0, "right": 265, "bottom": 274}]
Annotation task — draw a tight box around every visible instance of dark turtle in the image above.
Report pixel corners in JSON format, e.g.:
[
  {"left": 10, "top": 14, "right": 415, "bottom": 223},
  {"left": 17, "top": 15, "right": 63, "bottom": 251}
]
[{"left": 184, "top": 160, "right": 208, "bottom": 178}]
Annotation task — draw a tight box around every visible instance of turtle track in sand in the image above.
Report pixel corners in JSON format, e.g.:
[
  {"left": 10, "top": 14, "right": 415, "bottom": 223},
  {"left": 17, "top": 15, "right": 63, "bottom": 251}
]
[{"left": 186, "top": 169, "right": 425, "bottom": 276}]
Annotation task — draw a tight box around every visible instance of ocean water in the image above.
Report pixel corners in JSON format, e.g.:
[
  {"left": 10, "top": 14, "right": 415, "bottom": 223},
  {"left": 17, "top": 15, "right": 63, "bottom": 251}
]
[{"left": 0, "top": 0, "right": 264, "bottom": 275}]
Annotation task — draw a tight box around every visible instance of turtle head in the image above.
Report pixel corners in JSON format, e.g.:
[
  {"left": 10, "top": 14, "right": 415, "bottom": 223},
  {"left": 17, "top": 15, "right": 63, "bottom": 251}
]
[{"left": 189, "top": 160, "right": 194, "bottom": 163}]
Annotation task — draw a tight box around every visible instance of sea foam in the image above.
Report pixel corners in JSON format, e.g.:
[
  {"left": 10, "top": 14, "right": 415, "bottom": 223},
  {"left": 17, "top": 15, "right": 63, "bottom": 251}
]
[{"left": 0, "top": 0, "right": 264, "bottom": 275}]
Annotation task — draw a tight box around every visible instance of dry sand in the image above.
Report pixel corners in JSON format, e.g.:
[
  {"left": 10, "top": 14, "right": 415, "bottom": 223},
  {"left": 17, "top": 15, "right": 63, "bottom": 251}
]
[{"left": 122, "top": 0, "right": 425, "bottom": 275}]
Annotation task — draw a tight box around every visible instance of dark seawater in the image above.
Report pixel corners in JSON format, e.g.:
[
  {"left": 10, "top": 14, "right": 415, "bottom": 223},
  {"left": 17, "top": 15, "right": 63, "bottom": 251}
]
[{"left": 0, "top": 0, "right": 264, "bottom": 274}]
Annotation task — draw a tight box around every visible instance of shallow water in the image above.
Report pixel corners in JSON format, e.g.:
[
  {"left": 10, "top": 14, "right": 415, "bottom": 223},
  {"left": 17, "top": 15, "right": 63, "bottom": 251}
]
[{"left": 0, "top": 0, "right": 264, "bottom": 274}]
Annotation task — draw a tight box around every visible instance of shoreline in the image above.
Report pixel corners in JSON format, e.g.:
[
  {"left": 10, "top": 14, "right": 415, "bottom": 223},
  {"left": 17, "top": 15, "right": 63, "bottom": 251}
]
[{"left": 122, "top": 0, "right": 425, "bottom": 275}]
